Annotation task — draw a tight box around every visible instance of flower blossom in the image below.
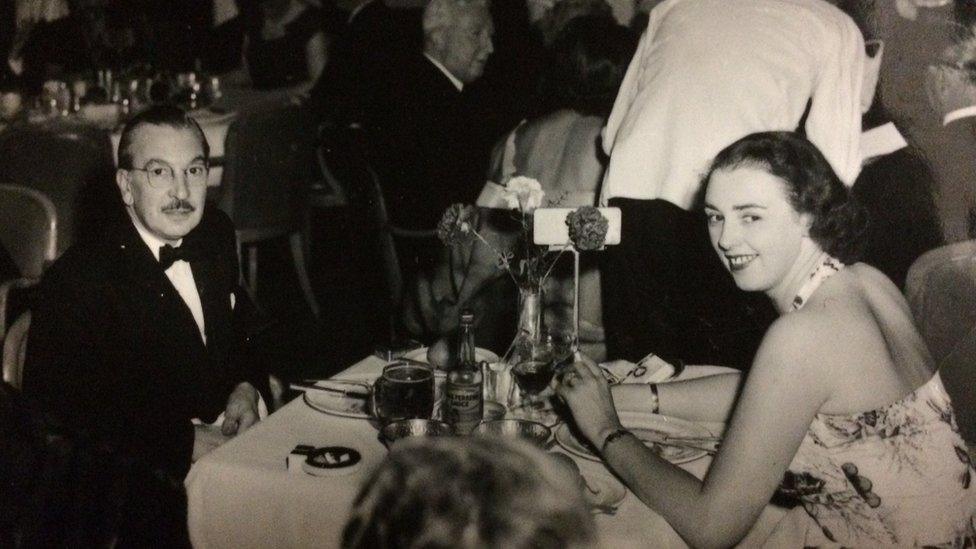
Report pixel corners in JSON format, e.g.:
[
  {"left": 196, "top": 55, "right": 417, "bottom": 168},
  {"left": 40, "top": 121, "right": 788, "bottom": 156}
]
[
  {"left": 437, "top": 203, "right": 477, "bottom": 246},
  {"left": 503, "top": 176, "right": 545, "bottom": 213},
  {"left": 566, "top": 206, "right": 609, "bottom": 251}
]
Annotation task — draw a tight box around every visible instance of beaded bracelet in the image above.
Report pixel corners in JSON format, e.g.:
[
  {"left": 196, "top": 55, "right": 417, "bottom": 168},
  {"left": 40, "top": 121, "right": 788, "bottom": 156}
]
[{"left": 600, "top": 428, "right": 632, "bottom": 456}]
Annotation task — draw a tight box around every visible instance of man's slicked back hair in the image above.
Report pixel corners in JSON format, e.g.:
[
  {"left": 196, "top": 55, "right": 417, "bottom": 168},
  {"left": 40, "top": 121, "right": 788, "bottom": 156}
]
[{"left": 116, "top": 104, "right": 210, "bottom": 169}]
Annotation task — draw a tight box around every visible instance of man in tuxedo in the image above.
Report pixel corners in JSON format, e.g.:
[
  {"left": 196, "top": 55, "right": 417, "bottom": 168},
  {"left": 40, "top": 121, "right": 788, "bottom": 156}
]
[{"left": 22, "top": 105, "right": 267, "bottom": 546}]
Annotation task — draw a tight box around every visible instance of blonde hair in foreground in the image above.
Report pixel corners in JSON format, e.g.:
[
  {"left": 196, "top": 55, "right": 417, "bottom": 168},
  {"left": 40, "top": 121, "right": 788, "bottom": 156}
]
[{"left": 341, "top": 436, "right": 596, "bottom": 549}]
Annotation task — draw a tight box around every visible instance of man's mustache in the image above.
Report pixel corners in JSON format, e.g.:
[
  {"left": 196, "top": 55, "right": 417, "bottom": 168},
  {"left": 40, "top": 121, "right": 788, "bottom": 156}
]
[{"left": 162, "top": 199, "right": 196, "bottom": 213}]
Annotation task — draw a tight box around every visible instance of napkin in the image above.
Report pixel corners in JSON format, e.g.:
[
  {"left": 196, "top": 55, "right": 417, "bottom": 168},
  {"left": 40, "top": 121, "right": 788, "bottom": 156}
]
[{"left": 599, "top": 354, "right": 679, "bottom": 385}]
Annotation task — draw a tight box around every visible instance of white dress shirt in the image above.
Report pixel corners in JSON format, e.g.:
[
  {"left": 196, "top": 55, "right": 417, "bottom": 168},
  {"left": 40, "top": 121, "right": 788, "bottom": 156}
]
[
  {"left": 132, "top": 220, "right": 207, "bottom": 344},
  {"left": 943, "top": 105, "right": 976, "bottom": 126},
  {"left": 600, "top": 0, "right": 866, "bottom": 208}
]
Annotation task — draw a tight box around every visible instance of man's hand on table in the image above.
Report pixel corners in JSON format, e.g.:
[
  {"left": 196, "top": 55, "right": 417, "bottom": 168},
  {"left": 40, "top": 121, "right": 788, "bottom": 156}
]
[
  {"left": 193, "top": 424, "right": 232, "bottom": 462},
  {"left": 222, "top": 382, "right": 260, "bottom": 436}
]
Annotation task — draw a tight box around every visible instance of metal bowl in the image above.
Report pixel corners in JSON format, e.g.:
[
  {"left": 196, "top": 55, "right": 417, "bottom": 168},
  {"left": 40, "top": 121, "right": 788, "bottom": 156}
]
[
  {"left": 472, "top": 419, "right": 552, "bottom": 447},
  {"left": 380, "top": 418, "right": 454, "bottom": 446}
]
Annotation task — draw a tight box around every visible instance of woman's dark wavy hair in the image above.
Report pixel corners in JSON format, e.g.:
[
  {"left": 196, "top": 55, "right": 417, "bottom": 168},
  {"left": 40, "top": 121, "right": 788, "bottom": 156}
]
[
  {"left": 702, "top": 131, "right": 867, "bottom": 264},
  {"left": 536, "top": 14, "right": 637, "bottom": 117}
]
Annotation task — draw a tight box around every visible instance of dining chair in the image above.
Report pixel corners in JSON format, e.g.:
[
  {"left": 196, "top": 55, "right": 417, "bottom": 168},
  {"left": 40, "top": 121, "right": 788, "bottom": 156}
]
[
  {"left": 317, "top": 122, "right": 436, "bottom": 339},
  {"left": 0, "top": 184, "right": 57, "bottom": 341},
  {"left": 216, "top": 104, "right": 322, "bottom": 318},
  {"left": 905, "top": 239, "right": 976, "bottom": 444},
  {"left": 2, "top": 312, "right": 30, "bottom": 390},
  {"left": 0, "top": 125, "right": 118, "bottom": 258}
]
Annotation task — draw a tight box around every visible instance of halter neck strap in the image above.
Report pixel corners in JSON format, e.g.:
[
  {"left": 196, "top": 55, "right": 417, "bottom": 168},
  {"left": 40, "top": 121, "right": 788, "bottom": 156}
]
[{"left": 790, "top": 254, "right": 845, "bottom": 311}]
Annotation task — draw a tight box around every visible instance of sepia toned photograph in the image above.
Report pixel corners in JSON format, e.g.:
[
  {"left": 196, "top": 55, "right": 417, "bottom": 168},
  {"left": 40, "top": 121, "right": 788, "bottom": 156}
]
[{"left": 2, "top": 0, "right": 976, "bottom": 546}]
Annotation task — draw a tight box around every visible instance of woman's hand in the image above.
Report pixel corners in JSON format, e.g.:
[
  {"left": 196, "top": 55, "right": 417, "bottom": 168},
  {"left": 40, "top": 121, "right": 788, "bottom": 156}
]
[{"left": 554, "top": 354, "right": 624, "bottom": 449}]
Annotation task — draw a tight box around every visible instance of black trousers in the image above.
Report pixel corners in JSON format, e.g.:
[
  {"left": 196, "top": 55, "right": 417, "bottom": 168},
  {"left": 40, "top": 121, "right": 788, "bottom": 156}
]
[{"left": 601, "top": 199, "right": 776, "bottom": 370}]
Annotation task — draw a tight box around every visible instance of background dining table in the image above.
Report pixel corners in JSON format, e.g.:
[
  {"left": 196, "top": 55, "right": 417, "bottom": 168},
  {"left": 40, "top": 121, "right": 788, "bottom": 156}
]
[{"left": 185, "top": 356, "right": 788, "bottom": 548}]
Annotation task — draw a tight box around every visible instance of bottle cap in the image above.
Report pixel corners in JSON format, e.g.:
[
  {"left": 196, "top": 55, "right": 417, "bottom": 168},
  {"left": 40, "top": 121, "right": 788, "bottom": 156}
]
[{"left": 460, "top": 309, "right": 474, "bottom": 324}]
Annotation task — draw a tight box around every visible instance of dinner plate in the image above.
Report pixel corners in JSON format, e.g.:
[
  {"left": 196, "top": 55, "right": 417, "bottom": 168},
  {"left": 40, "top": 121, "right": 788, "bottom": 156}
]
[
  {"left": 401, "top": 347, "right": 500, "bottom": 365},
  {"left": 579, "top": 469, "right": 627, "bottom": 512},
  {"left": 554, "top": 412, "right": 714, "bottom": 465},
  {"left": 302, "top": 375, "right": 375, "bottom": 419}
]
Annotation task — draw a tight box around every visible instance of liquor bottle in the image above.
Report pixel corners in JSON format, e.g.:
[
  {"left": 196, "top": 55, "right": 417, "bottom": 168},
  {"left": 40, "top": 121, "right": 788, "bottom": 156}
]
[{"left": 445, "top": 310, "right": 483, "bottom": 434}]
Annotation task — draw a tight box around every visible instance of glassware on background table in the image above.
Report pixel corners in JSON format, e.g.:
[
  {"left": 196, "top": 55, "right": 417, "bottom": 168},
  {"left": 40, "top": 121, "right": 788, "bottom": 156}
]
[
  {"left": 371, "top": 362, "right": 435, "bottom": 424},
  {"left": 209, "top": 76, "right": 222, "bottom": 101},
  {"left": 482, "top": 360, "right": 511, "bottom": 406},
  {"left": 0, "top": 91, "right": 23, "bottom": 121}
]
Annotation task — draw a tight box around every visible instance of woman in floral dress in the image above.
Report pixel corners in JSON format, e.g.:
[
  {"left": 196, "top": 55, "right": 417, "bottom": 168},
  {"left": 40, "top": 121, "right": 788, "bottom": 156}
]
[{"left": 556, "top": 131, "right": 976, "bottom": 547}]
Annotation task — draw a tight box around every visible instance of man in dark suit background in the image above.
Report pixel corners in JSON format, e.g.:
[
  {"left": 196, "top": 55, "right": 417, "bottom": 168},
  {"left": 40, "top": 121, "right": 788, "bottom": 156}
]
[
  {"left": 22, "top": 105, "right": 267, "bottom": 547},
  {"left": 376, "top": 0, "right": 495, "bottom": 233},
  {"left": 306, "top": 0, "right": 421, "bottom": 132}
]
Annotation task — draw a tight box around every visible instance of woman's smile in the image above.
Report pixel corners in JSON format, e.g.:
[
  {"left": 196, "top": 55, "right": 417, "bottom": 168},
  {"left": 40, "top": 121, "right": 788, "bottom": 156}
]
[{"left": 726, "top": 254, "right": 758, "bottom": 271}]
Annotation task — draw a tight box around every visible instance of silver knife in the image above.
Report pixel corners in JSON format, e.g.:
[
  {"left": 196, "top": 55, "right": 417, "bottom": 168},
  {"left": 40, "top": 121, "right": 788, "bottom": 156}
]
[{"left": 290, "top": 381, "right": 371, "bottom": 399}]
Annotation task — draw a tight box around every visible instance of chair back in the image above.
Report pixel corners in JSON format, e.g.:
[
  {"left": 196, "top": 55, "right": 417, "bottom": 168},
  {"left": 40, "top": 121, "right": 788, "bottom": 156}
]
[
  {"left": 906, "top": 239, "right": 976, "bottom": 442},
  {"left": 0, "top": 184, "right": 58, "bottom": 279},
  {"left": 217, "top": 104, "right": 321, "bottom": 242},
  {"left": 2, "top": 311, "right": 30, "bottom": 390},
  {"left": 318, "top": 123, "right": 403, "bottom": 312},
  {"left": 0, "top": 126, "right": 118, "bottom": 257}
]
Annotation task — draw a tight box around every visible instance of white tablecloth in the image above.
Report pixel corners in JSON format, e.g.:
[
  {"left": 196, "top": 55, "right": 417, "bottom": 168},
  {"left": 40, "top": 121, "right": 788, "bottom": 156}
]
[{"left": 185, "top": 358, "right": 785, "bottom": 548}]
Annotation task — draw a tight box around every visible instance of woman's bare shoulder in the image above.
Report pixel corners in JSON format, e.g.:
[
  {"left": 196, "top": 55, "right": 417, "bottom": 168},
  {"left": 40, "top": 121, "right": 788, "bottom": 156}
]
[{"left": 755, "top": 284, "right": 872, "bottom": 379}]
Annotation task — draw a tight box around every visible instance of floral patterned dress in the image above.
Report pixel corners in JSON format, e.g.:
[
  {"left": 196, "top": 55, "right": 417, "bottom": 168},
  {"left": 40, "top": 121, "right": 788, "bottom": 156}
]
[{"left": 766, "top": 256, "right": 976, "bottom": 547}]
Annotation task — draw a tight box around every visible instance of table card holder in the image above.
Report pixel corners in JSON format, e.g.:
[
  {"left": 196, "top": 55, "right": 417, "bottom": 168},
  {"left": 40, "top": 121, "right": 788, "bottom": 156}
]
[{"left": 532, "top": 207, "right": 621, "bottom": 345}]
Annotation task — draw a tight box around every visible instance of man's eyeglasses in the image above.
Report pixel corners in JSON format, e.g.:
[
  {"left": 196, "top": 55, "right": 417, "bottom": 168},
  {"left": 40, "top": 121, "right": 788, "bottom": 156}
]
[{"left": 129, "top": 162, "right": 209, "bottom": 189}]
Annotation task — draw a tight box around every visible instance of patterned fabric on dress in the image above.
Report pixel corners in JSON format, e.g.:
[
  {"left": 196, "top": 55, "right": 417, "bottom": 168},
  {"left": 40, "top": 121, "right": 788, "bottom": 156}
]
[{"left": 767, "top": 255, "right": 976, "bottom": 547}]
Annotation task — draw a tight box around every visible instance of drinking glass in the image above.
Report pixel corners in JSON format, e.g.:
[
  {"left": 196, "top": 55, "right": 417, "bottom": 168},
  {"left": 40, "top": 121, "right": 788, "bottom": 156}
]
[
  {"left": 371, "top": 362, "right": 435, "bottom": 424},
  {"left": 508, "top": 328, "right": 577, "bottom": 420}
]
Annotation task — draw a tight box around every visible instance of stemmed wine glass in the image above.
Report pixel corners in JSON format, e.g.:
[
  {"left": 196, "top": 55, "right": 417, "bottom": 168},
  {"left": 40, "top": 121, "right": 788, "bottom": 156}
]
[{"left": 509, "top": 328, "right": 578, "bottom": 420}]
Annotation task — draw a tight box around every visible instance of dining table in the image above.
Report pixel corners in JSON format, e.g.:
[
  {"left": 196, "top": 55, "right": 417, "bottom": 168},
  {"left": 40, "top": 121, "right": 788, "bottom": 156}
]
[{"left": 185, "top": 354, "right": 788, "bottom": 548}]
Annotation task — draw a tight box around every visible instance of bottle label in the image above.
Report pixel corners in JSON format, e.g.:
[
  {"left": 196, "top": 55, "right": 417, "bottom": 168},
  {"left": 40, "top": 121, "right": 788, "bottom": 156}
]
[{"left": 446, "top": 382, "right": 483, "bottom": 431}]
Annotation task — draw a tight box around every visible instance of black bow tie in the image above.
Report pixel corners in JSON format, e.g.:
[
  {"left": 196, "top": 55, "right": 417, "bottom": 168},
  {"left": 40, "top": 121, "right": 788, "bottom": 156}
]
[{"left": 159, "top": 243, "right": 206, "bottom": 269}]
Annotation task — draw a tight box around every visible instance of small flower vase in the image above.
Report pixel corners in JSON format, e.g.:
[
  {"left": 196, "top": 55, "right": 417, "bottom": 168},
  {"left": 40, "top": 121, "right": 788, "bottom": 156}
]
[{"left": 514, "top": 285, "right": 543, "bottom": 346}]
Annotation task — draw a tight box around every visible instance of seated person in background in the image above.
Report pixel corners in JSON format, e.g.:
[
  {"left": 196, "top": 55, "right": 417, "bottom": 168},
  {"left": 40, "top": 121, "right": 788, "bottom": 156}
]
[
  {"left": 374, "top": 0, "right": 495, "bottom": 232},
  {"left": 926, "top": 29, "right": 976, "bottom": 240},
  {"left": 556, "top": 132, "right": 976, "bottom": 547},
  {"left": 367, "top": 0, "right": 496, "bottom": 327},
  {"left": 243, "top": 0, "right": 328, "bottom": 91},
  {"left": 306, "top": 0, "right": 422, "bottom": 131},
  {"left": 535, "top": 0, "right": 612, "bottom": 45},
  {"left": 341, "top": 436, "right": 596, "bottom": 549},
  {"left": 853, "top": 100, "right": 944, "bottom": 290},
  {"left": 23, "top": 105, "right": 269, "bottom": 546},
  {"left": 404, "top": 14, "right": 636, "bottom": 357},
  {"left": 6, "top": 0, "right": 75, "bottom": 93}
]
